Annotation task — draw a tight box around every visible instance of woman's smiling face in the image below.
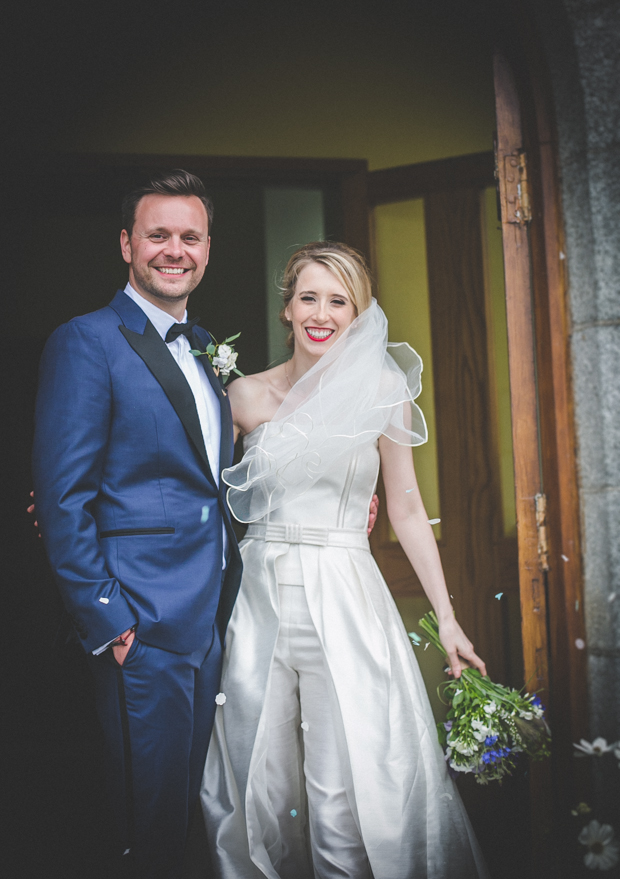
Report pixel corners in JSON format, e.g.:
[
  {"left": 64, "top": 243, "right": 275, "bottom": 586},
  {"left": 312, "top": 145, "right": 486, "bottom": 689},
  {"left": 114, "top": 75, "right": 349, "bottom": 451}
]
[{"left": 285, "top": 262, "right": 357, "bottom": 357}]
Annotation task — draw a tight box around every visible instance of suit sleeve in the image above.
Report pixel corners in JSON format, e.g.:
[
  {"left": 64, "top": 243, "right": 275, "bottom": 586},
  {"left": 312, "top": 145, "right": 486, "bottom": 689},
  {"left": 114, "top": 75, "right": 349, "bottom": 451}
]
[{"left": 33, "top": 320, "right": 136, "bottom": 652}]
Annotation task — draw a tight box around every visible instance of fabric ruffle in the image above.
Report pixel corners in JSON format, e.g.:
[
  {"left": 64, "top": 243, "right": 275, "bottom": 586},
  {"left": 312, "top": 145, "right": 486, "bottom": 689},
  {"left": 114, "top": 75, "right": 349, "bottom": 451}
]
[{"left": 222, "top": 300, "right": 427, "bottom": 523}]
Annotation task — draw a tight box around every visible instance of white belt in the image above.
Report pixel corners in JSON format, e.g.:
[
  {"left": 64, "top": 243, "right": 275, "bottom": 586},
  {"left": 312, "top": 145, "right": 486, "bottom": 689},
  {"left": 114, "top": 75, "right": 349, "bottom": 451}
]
[{"left": 245, "top": 522, "right": 370, "bottom": 551}]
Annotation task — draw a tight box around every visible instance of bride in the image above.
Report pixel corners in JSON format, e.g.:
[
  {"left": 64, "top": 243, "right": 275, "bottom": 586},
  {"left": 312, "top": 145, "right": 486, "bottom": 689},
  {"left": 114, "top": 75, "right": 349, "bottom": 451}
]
[{"left": 201, "top": 241, "right": 489, "bottom": 878}]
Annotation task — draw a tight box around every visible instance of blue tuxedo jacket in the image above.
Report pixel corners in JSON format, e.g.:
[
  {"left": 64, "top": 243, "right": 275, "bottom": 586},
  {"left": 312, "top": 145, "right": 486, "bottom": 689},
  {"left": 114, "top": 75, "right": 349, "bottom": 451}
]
[{"left": 33, "top": 290, "right": 242, "bottom": 654}]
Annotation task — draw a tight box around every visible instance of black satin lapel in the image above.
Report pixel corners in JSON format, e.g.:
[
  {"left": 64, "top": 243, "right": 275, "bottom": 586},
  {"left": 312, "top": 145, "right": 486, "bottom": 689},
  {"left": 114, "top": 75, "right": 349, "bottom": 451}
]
[
  {"left": 192, "top": 335, "right": 235, "bottom": 473},
  {"left": 119, "top": 322, "right": 217, "bottom": 488}
]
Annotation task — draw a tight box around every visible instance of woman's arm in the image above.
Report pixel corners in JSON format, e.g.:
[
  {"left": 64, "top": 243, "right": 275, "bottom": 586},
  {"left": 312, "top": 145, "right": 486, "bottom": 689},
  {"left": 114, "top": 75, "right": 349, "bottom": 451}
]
[{"left": 378, "top": 433, "right": 487, "bottom": 679}]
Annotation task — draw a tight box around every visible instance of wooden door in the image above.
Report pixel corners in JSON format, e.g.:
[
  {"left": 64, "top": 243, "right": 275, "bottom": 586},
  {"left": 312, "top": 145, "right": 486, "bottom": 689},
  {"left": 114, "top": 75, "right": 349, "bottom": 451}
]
[{"left": 367, "top": 153, "right": 520, "bottom": 686}]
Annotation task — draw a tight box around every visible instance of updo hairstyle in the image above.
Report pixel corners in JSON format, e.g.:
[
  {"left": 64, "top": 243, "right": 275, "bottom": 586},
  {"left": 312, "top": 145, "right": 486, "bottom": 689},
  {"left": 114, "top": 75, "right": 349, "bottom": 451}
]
[{"left": 279, "top": 241, "right": 373, "bottom": 350}]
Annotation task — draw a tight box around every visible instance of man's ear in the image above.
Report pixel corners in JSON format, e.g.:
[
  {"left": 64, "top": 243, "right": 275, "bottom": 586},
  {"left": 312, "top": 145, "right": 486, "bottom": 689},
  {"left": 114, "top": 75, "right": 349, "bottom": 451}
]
[
  {"left": 205, "top": 236, "right": 211, "bottom": 267},
  {"left": 120, "top": 229, "right": 132, "bottom": 265}
]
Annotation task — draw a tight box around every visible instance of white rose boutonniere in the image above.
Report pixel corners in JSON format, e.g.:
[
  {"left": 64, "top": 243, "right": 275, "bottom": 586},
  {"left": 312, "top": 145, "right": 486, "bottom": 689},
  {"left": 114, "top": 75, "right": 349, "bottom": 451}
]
[{"left": 191, "top": 333, "right": 244, "bottom": 384}]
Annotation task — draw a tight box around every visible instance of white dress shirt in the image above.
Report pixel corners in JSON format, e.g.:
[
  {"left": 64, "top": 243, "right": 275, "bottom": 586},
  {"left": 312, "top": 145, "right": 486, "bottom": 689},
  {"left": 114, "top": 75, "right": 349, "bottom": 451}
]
[{"left": 91, "top": 284, "right": 227, "bottom": 655}]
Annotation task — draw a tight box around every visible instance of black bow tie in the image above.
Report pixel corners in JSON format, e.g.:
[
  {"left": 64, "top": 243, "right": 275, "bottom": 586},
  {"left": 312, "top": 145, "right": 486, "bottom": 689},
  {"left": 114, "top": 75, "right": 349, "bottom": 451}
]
[{"left": 165, "top": 316, "right": 201, "bottom": 344}]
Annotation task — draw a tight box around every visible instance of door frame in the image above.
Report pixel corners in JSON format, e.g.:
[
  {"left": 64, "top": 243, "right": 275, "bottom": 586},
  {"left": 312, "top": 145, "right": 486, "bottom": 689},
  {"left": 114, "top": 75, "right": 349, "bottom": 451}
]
[{"left": 41, "top": 151, "right": 371, "bottom": 256}]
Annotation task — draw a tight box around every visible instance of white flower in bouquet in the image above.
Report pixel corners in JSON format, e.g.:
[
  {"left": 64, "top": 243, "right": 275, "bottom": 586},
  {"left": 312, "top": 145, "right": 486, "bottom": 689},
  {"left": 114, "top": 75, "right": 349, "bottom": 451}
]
[
  {"left": 578, "top": 820, "right": 619, "bottom": 871},
  {"left": 574, "top": 738, "right": 615, "bottom": 758}
]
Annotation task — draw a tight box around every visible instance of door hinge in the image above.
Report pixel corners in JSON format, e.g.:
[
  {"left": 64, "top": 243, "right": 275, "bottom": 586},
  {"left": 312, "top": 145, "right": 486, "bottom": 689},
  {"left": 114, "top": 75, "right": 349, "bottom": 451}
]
[
  {"left": 535, "top": 493, "right": 550, "bottom": 572},
  {"left": 497, "top": 149, "right": 532, "bottom": 225}
]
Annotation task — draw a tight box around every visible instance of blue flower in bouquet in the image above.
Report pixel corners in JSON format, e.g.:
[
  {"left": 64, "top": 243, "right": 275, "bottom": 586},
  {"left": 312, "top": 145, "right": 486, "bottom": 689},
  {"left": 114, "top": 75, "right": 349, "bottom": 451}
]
[{"left": 485, "top": 735, "right": 499, "bottom": 747}]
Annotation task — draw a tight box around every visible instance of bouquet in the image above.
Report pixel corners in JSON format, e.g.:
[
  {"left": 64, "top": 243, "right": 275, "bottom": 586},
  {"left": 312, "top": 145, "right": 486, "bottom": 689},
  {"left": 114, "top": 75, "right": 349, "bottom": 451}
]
[{"left": 411, "top": 611, "right": 551, "bottom": 784}]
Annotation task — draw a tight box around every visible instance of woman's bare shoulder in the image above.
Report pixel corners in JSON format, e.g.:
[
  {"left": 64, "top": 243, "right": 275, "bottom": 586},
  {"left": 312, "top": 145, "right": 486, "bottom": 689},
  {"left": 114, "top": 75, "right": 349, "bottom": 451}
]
[{"left": 228, "top": 365, "right": 288, "bottom": 434}]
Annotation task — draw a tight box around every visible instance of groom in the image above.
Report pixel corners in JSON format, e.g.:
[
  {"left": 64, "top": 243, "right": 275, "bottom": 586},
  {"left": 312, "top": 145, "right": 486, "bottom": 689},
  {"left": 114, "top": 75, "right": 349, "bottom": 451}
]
[{"left": 32, "top": 169, "right": 242, "bottom": 878}]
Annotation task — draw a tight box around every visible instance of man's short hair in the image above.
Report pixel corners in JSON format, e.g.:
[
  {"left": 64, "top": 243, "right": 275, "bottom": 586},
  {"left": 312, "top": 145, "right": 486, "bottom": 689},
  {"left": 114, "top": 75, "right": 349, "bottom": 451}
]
[{"left": 122, "top": 169, "right": 214, "bottom": 237}]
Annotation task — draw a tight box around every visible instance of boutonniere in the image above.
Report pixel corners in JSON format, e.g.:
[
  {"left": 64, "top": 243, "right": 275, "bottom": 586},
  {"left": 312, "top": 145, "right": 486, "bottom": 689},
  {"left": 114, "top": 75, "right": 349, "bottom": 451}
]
[{"left": 190, "top": 333, "right": 244, "bottom": 384}]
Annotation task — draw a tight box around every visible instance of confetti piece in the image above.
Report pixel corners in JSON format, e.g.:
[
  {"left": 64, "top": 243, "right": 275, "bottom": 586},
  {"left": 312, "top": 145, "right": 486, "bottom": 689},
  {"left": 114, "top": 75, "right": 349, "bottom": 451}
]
[
  {"left": 201, "top": 505, "right": 210, "bottom": 523},
  {"left": 99, "top": 597, "right": 109, "bottom": 604},
  {"left": 408, "top": 632, "right": 422, "bottom": 645},
  {"left": 495, "top": 592, "right": 503, "bottom": 600},
  {"left": 428, "top": 518, "right": 441, "bottom": 525},
  {"left": 440, "top": 792, "right": 453, "bottom": 800},
  {"left": 405, "top": 488, "right": 414, "bottom": 493},
  {"left": 290, "top": 809, "right": 297, "bottom": 817},
  {"left": 450, "top": 595, "right": 454, "bottom": 600},
  {"left": 609, "top": 593, "right": 617, "bottom": 603},
  {"left": 561, "top": 554, "right": 569, "bottom": 562},
  {"left": 301, "top": 721, "right": 309, "bottom": 731},
  {"left": 424, "top": 642, "right": 430, "bottom": 650},
  {"left": 215, "top": 693, "right": 227, "bottom": 705},
  {"left": 575, "top": 638, "right": 585, "bottom": 650}
]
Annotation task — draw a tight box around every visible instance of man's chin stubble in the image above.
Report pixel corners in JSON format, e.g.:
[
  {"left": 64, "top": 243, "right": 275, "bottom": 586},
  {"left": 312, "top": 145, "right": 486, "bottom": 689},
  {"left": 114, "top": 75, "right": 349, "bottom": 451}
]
[{"left": 137, "top": 272, "right": 199, "bottom": 303}]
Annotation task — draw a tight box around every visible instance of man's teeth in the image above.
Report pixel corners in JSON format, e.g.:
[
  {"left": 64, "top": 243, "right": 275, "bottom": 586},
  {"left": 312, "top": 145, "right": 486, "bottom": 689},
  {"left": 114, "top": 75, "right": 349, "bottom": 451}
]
[
  {"left": 306, "top": 328, "right": 334, "bottom": 340},
  {"left": 158, "top": 267, "right": 186, "bottom": 274}
]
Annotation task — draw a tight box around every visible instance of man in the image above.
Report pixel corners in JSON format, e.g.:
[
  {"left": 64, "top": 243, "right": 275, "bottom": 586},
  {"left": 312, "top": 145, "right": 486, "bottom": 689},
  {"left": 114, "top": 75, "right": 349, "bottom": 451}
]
[{"left": 33, "top": 170, "right": 242, "bottom": 878}]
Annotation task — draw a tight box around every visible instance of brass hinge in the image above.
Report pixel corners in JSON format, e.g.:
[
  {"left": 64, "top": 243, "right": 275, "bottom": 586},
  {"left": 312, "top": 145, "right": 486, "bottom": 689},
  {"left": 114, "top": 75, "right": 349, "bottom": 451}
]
[
  {"left": 535, "top": 493, "right": 550, "bottom": 572},
  {"left": 497, "top": 149, "right": 532, "bottom": 225}
]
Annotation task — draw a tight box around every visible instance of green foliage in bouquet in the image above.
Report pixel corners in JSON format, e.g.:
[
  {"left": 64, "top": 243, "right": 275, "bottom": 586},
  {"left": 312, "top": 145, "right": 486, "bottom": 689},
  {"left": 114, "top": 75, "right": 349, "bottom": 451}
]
[{"left": 411, "top": 611, "right": 551, "bottom": 784}]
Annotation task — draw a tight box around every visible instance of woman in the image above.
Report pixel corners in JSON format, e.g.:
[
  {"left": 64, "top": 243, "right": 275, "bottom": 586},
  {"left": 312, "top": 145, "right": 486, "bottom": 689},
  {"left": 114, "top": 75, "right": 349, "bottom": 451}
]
[{"left": 201, "top": 241, "right": 489, "bottom": 878}]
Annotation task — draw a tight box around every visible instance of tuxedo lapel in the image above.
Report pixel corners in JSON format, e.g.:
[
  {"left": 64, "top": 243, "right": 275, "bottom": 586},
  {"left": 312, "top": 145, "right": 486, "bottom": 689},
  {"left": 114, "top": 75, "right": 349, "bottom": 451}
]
[
  {"left": 192, "top": 329, "right": 235, "bottom": 474},
  {"left": 119, "top": 320, "right": 218, "bottom": 489}
]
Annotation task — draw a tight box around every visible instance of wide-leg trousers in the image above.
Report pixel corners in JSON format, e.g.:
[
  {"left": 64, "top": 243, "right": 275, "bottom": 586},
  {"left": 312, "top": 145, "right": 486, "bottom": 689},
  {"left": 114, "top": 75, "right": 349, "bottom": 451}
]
[
  {"left": 263, "top": 583, "right": 374, "bottom": 879},
  {"left": 89, "top": 626, "right": 222, "bottom": 879}
]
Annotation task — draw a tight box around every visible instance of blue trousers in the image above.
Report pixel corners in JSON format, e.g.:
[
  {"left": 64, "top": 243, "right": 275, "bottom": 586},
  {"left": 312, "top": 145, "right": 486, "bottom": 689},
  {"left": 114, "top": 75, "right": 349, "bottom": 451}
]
[{"left": 89, "top": 626, "right": 222, "bottom": 878}]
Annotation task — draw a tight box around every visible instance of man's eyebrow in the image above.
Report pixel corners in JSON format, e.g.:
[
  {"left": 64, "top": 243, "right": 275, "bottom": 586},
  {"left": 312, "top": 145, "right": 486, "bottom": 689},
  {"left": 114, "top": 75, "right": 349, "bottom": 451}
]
[{"left": 145, "top": 226, "right": 206, "bottom": 236}]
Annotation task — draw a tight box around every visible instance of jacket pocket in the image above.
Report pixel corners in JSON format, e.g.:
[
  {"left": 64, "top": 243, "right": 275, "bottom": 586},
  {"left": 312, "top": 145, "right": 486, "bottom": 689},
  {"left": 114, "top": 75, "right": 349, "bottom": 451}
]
[{"left": 99, "top": 527, "right": 175, "bottom": 538}]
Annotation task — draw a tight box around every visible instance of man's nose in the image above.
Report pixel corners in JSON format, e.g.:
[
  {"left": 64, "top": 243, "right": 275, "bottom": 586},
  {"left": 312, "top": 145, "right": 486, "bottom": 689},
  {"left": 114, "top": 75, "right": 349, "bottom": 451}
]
[{"left": 164, "top": 236, "right": 184, "bottom": 259}]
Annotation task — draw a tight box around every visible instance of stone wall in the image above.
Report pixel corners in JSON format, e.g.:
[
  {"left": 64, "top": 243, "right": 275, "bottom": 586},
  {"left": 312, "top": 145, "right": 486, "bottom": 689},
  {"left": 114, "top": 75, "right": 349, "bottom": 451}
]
[{"left": 535, "top": 0, "right": 620, "bottom": 744}]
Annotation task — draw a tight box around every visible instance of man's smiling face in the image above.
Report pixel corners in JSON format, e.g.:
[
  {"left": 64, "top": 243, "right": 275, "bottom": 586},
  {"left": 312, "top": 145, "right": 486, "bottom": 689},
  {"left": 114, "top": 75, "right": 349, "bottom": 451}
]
[{"left": 120, "top": 193, "right": 211, "bottom": 310}]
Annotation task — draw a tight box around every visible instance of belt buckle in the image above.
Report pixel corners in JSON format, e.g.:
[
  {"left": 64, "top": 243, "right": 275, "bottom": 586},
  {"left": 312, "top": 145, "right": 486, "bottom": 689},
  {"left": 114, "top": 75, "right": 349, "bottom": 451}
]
[{"left": 284, "top": 523, "right": 303, "bottom": 543}]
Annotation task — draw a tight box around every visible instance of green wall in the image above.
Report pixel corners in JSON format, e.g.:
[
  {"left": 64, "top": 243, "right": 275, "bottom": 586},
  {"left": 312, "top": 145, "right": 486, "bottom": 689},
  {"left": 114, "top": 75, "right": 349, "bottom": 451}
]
[{"left": 55, "top": 3, "right": 495, "bottom": 171}]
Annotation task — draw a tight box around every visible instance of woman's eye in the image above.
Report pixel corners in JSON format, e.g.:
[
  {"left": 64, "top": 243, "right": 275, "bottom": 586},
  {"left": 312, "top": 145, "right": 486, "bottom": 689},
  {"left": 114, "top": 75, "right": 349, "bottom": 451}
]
[
  {"left": 300, "top": 295, "right": 315, "bottom": 302},
  {"left": 332, "top": 299, "right": 346, "bottom": 306}
]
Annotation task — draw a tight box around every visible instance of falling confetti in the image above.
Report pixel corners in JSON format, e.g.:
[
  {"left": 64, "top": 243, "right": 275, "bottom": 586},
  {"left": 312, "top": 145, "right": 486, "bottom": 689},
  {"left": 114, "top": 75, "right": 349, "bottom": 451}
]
[
  {"left": 215, "top": 693, "right": 227, "bottom": 705},
  {"left": 561, "top": 554, "right": 569, "bottom": 562},
  {"left": 408, "top": 632, "right": 422, "bottom": 646},
  {"left": 406, "top": 488, "right": 414, "bottom": 493},
  {"left": 495, "top": 592, "right": 503, "bottom": 600},
  {"left": 301, "top": 722, "right": 309, "bottom": 731},
  {"left": 440, "top": 792, "right": 453, "bottom": 800},
  {"left": 575, "top": 638, "right": 585, "bottom": 650},
  {"left": 290, "top": 809, "right": 297, "bottom": 817},
  {"left": 428, "top": 518, "right": 441, "bottom": 525},
  {"left": 609, "top": 593, "right": 617, "bottom": 603},
  {"left": 424, "top": 642, "right": 430, "bottom": 651},
  {"left": 201, "top": 505, "right": 210, "bottom": 523}
]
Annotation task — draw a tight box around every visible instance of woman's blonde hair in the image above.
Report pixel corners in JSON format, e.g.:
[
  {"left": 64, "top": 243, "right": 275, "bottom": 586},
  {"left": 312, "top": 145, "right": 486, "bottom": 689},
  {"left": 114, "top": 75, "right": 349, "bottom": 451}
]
[{"left": 279, "top": 241, "right": 373, "bottom": 350}]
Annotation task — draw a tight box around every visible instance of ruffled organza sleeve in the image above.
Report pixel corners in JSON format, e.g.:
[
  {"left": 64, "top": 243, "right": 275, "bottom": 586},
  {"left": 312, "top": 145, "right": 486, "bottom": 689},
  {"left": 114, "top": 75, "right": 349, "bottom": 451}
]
[{"left": 223, "top": 299, "right": 427, "bottom": 522}]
